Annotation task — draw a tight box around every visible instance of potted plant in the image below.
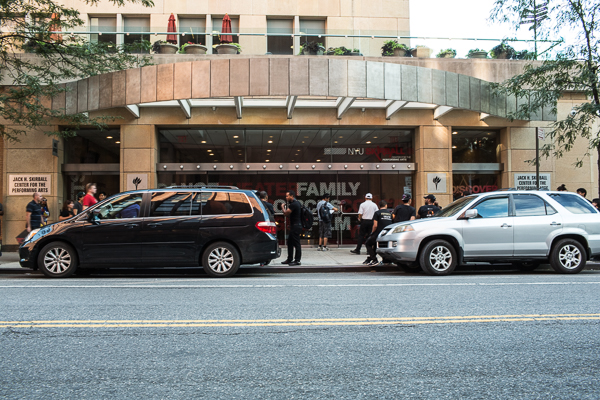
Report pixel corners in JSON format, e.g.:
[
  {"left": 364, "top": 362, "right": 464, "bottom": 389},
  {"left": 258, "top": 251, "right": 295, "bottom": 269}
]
[
  {"left": 410, "top": 45, "right": 432, "bottom": 58},
  {"left": 152, "top": 40, "right": 178, "bottom": 54},
  {"left": 436, "top": 48, "right": 457, "bottom": 58},
  {"left": 214, "top": 42, "right": 240, "bottom": 54},
  {"left": 350, "top": 48, "right": 361, "bottom": 56},
  {"left": 490, "top": 42, "right": 516, "bottom": 59},
  {"left": 301, "top": 41, "right": 325, "bottom": 55},
  {"left": 381, "top": 40, "right": 410, "bottom": 57},
  {"left": 179, "top": 42, "right": 208, "bottom": 54},
  {"left": 326, "top": 46, "right": 351, "bottom": 56},
  {"left": 467, "top": 48, "right": 488, "bottom": 59},
  {"left": 514, "top": 49, "right": 535, "bottom": 60}
]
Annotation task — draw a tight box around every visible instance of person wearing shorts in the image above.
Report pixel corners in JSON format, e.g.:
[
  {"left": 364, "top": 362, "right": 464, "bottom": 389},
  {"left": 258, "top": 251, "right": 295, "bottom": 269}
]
[{"left": 316, "top": 193, "right": 338, "bottom": 251}]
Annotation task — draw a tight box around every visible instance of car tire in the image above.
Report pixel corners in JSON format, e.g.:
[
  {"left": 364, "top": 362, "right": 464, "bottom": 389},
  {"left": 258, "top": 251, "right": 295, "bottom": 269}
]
[
  {"left": 202, "top": 242, "right": 240, "bottom": 278},
  {"left": 38, "top": 242, "right": 78, "bottom": 278},
  {"left": 396, "top": 262, "right": 421, "bottom": 273},
  {"left": 512, "top": 261, "right": 541, "bottom": 272},
  {"left": 419, "top": 240, "right": 457, "bottom": 276},
  {"left": 549, "top": 239, "right": 586, "bottom": 274}
]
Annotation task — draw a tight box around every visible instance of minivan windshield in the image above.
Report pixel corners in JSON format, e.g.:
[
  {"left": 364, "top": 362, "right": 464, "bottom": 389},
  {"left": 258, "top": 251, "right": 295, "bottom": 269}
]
[{"left": 436, "top": 196, "right": 478, "bottom": 218}]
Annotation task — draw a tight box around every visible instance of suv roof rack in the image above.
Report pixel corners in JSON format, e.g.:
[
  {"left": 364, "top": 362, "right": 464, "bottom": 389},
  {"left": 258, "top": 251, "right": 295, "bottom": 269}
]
[{"left": 165, "top": 184, "right": 240, "bottom": 189}]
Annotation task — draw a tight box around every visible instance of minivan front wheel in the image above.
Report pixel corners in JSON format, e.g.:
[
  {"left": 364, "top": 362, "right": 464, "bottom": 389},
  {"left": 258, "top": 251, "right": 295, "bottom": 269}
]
[
  {"left": 38, "top": 242, "right": 78, "bottom": 278},
  {"left": 202, "top": 242, "right": 240, "bottom": 278},
  {"left": 550, "top": 239, "right": 586, "bottom": 274},
  {"left": 419, "top": 240, "right": 457, "bottom": 276}
]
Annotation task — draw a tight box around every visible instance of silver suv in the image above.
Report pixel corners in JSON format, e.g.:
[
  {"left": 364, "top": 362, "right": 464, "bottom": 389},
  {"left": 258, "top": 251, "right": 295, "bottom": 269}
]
[{"left": 376, "top": 190, "right": 600, "bottom": 275}]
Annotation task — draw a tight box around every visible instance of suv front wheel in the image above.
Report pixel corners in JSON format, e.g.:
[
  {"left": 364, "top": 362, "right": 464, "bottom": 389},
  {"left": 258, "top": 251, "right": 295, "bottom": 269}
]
[
  {"left": 202, "top": 242, "right": 240, "bottom": 278},
  {"left": 419, "top": 240, "right": 457, "bottom": 275},
  {"left": 550, "top": 239, "right": 586, "bottom": 274},
  {"left": 38, "top": 242, "right": 78, "bottom": 278}
]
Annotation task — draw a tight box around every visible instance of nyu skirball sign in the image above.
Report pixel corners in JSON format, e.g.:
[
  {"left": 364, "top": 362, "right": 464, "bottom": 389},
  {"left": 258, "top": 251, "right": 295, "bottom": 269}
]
[{"left": 9, "top": 175, "right": 51, "bottom": 196}]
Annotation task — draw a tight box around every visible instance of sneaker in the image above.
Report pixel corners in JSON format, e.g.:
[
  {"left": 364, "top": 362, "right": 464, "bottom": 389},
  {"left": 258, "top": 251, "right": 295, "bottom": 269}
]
[
  {"left": 368, "top": 260, "right": 380, "bottom": 266},
  {"left": 317, "top": 247, "right": 323, "bottom": 251},
  {"left": 362, "top": 258, "right": 372, "bottom": 265},
  {"left": 350, "top": 250, "right": 360, "bottom": 255},
  {"left": 289, "top": 261, "right": 301, "bottom": 266},
  {"left": 281, "top": 260, "right": 292, "bottom": 264},
  {"left": 323, "top": 247, "right": 330, "bottom": 251}
]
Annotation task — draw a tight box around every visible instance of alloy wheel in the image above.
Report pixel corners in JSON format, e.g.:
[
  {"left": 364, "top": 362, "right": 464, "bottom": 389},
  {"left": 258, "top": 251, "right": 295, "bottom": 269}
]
[
  {"left": 429, "top": 246, "right": 452, "bottom": 272},
  {"left": 558, "top": 245, "right": 582, "bottom": 270},
  {"left": 207, "top": 247, "right": 234, "bottom": 273},
  {"left": 44, "top": 248, "right": 72, "bottom": 274}
]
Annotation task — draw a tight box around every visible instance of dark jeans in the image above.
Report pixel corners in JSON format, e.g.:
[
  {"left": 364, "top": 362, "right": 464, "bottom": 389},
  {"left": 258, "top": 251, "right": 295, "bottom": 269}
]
[
  {"left": 365, "top": 233, "right": 378, "bottom": 261},
  {"left": 354, "top": 219, "right": 373, "bottom": 252},
  {"left": 287, "top": 224, "right": 302, "bottom": 262}
]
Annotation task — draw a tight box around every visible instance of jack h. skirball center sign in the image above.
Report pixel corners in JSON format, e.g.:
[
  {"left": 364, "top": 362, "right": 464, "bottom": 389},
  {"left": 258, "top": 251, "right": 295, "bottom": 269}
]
[
  {"left": 9, "top": 175, "right": 52, "bottom": 196},
  {"left": 514, "top": 173, "right": 551, "bottom": 191}
]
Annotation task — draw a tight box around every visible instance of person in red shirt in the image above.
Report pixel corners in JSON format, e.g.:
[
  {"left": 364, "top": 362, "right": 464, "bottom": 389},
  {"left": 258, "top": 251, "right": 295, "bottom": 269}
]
[{"left": 82, "top": 183, "right": 98, "bottom": 210}]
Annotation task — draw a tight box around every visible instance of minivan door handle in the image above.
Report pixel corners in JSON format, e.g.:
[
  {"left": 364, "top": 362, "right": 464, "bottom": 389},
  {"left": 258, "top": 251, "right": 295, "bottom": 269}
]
[
  {"left": 125, "top": 223, "right": 138, "bottom": 229},
  {"left": 500, "top": 223, "right": 512, "bottom": 228},
  {"left": 147, "top": 223, "right": 162, "bottom": 228},
  {"left": 550, "top": 222, "right": 562, "bottom": 226}
]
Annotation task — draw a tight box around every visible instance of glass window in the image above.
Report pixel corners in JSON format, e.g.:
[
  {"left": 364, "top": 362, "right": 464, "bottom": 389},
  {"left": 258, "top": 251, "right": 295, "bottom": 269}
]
[
  {"left": 330, "top": 129, "right": 413, "bottom": 163},
  {"left": 299, "top": 20, "right": 326, "bottom": 52},
  {"left": 546, "top": 193, "right": 597, "bottom": 214},
  {"left": 437, "top": 196, "right": 477, "bottom": 218},
  {"left": 514, "top": 194, "right": 547, "bottom": 216},
  {"left": 211, "top": 16, "right": 239, "bottom": 46},
  {"left": 193, "top": 192, "right": 251, "bottom": 215},
  {"left": 473, "top": 197, "right": 509, "bottom": 218},
  {"left": 452, "top": 130, "right": 498, "bottom": 163},
  {"left": 267, "top": 19, "right": 293, "bottom": 55},
  {"left": 123, "top": 17, "right": 150, "bottom": 53},
  {"left": 150, "top": 192, "right": 193, "bottom": 217},
  {"left": 453, "top": 174, "right": 498, "bottom": 200},
  {"left": 95, "top": 194, "right": 142, "bottom": 220},
  {"left": 90, "top": 17, "right": 116, "bottom": 47},
  {"left": 64, "top": 128, "right": 120, "bottom": 164},
  {"left": 179, "top": 18, "right": 206, "bottom": 45}
]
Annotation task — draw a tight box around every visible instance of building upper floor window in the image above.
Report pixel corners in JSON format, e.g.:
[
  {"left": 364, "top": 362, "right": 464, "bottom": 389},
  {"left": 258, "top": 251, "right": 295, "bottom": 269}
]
[
  {"left": 123, "top": 17, "right": 149, "bottom": 52},
  {"left": 179, "top": 18, "right": 206, "bottom": 45},
  {"left": 299, "top": 19, "right": 325, "bottom": 50},
  {"left": 90, "top": 16, "right": 116, "bottom": 47},
  {"left": 267, "top": 19, "right": 293, "bottom": 55},
  {"left": 452, "top": 130, "right": 498, "bottom": 163},
  {"left": 211, "top": 16, "right": 239, "bottom": 45}
]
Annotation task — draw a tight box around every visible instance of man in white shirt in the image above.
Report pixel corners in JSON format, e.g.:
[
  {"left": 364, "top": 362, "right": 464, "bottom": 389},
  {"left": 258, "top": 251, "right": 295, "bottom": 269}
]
[{"left": 350, "top": 193, "right": 379, "bottom": 255}]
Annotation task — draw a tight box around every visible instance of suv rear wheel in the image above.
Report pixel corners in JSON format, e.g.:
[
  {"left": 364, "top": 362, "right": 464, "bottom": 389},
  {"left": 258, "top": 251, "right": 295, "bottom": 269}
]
[
  {"left": 419, "top": 240, "right": 457, "bottom": 275},
  {"left": 38, "top": 242, "right": 78, "bottom": 278},
  {"left": 202, "top": 242, "right": 240, "bottom": 278},
  {"left": 550, "top": 239, "right": 586, "bottom": 274}
]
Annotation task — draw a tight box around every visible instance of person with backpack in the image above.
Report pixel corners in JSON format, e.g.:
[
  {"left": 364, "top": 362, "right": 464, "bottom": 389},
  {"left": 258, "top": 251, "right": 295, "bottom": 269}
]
[
  {"left": 392, "top": 193, "right": 416, "bottom": 223},
  {"left": 281, "top": 190, "right": 302, "bottom": 266},
  {"left": 364, "top": 200, "right": 394, "bottom": 266},
  {"left": 316, "top": 193, "right": 338, "bottom": 251}
]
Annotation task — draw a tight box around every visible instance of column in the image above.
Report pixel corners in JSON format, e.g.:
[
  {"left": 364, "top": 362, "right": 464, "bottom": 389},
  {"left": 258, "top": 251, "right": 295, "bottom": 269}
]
[
  {"left": 120, "top": 125, "right": 158, "bottom": 192},
  {"left": 206, "top": 15, "right": 212, "bottom": 54},
  {"left": 414, "top": 125, "right": 453, "bottom": 207}
]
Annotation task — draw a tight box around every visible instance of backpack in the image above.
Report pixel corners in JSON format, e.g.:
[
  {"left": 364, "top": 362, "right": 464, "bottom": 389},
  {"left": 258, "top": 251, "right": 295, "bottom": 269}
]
[
  {"left": 300, "top": 205, "right": 314, "bottom": 230},
  {"left": 319, "top": 203, "right": 331, "bottom": 224}
]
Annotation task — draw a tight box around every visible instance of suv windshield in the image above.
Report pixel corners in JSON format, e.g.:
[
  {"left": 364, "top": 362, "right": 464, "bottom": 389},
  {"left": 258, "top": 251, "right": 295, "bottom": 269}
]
[
  {"left": 436, "top": 196, "right": 477, "bottom": 218},
  {"left": 546, "top": 193, "right": 597, "bottom": 214}
]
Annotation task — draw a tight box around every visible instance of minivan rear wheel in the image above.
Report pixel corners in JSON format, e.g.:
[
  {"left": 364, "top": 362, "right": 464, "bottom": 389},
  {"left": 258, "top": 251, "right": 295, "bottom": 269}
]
[
  {"left": 38, "top": 242, "right": 78, "bottom": 278},
  {"left": 550, "top": 239, "right": 586, "bottom": 274},
  {"left": 419, "top": 240, "right": 457, "bottom": 276},
  {"left": 202, "top": 242, "right": 240, "bottom": 278}
]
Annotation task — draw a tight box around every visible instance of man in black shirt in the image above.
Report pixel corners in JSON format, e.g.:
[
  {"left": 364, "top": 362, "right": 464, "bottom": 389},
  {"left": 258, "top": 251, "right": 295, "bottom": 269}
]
[
  {"left": 26, "top": 192, "right": 43, "bottom": 233},
  {"left": 281, "top": 190, "right": 302, "bottom": 266},
  {"left": 392, "top": 193, "right": 416, "bottom": 223},
  {"left": 364, "top": 200, "right": 394, "bottom": 266},
  {"left": 418, "top": 194, "right": 441, "bottom": 219},
  {"left": 257, "top": 191, "right": 275, "bottom": 218},
  {"left": 73, "top": 192, "right": 84, "bottom": 216}
]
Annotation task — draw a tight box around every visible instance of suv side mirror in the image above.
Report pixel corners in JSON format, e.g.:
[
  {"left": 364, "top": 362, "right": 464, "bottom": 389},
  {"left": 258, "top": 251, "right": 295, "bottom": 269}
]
[{"left": 465, "top": 209, "right": 478, "bottom": 219}]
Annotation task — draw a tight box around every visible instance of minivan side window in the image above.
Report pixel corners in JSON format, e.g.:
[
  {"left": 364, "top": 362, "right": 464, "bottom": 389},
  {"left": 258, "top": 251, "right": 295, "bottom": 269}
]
[
  {"left": 473, "top": 197, "right": 509, "bottom": 218},
  {"left": 96, "top": 194, "right": 143, "bottom": 220},
  {"left": 514, "top": 194, "right": 547, "bottom": 217},
  {"left": 192, "top": 191, "right": 252, "bottom": 215},
  {"left": 150, "top": 192, "right": 193, "bottom": 217},
  {"left": 546, "top": 193, "right": 597, "bottom": 214}
]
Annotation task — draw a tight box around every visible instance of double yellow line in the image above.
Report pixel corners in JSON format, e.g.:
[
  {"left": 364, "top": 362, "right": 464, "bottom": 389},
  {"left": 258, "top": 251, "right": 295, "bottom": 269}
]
[{"left": 0, "top": 313, "right": 599, "bottom": 328}]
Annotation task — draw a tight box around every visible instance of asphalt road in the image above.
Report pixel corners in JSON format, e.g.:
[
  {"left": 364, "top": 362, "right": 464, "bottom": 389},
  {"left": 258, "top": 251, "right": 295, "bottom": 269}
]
[{"left": 1, "top": 269, "right": 599, "bottom": 399}]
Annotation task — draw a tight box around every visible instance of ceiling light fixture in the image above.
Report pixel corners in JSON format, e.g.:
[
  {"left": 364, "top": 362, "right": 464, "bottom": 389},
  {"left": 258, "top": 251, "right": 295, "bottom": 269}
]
[{"left": 106, "top": 136, "right": 113, "bottom": 139}]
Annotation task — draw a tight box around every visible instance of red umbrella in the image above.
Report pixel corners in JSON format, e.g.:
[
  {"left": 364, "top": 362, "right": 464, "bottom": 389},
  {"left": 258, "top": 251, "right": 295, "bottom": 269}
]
[
  {"left": 220, "top": 14, "right": 233, "bottom": 44},
  {"left": 49, "top": 13, "right": 62, "bottom": 42},
  {"left": 166, "top": 13, "right": 177, "bottom": 44}
]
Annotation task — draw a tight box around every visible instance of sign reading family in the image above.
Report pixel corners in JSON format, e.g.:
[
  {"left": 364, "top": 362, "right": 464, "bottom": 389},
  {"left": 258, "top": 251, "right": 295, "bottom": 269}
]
[
  {"left": 9, "top": 174, "right": 52, "bottom": 195},
  {"left": 514, "top": 173, "right": 551, "bottom": 191}
]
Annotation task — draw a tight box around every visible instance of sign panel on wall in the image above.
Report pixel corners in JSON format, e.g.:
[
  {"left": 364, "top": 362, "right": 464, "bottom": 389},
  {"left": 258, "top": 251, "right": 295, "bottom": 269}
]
[
  {"left": 126, "top": 173, "right": 148, "bottom": 191},
  {"left": 427, "top": 173, "right": 447, "bottom": 193},
  {"left": 514, "top": 173, "right": 551, "bottom": 190},
  {"left": 9, "top": 174, "right": 52, "bottom": 196}
]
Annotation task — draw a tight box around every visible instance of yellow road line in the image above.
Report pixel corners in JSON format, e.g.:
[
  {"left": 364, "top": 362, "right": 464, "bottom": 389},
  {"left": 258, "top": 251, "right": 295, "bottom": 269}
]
[{"left": 0, "top": 314, "right": 599, "bottom": 328}]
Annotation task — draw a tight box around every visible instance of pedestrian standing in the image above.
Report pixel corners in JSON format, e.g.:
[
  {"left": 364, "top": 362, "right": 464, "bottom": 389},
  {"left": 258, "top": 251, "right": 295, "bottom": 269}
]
[
  {"left": 592, "top": 198, "right": 600, "bottom": 211},
  {"left": 364, "top": 200, "right": 394, "bottom": 266},
  {"left": 418, "top": 195, "right": 441, "bottom": 219},
  {"left": 40, "top": 197, "right": 50, "bottom": 226},
  {"left": 392, "top": 194, "right": 416, "bottom": 223},
  {"left": 82, "top": 183, "right": 98, "bottom": 211},
  {"left": 73, "top": 192, "right": 84, "bottom": 216},
  {"left": 59, "top": 200, "right": 75, "bottom": 221},
  {"left": 98, "top": 191, "right": 107, "bottom": 202},
  {"left": 556, "top": 184, "right": 568, "bottom": 191},
  {"left": 258, "top": 191, "right": 275, "bottom": 218},
  {"left": 350, "top": 193, "right": 379, "bottom": 255},
  {"left": 281, "top": 190, "right": 302, "bottom": 266},
  {"left": 577, "top": 188, "right": 589, "bottom": 199},
  {"left": 316, "top": 193, "right": 338, "bottom": 251},
  {"left": 26, "top": 192, "right": 43, "bottom": 233}
]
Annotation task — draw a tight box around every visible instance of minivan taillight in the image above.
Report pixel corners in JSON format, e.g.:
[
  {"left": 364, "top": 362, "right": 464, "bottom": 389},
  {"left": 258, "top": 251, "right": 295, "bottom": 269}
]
[{"left": 256, "top": 221, "right": 277, "bottom": 235}]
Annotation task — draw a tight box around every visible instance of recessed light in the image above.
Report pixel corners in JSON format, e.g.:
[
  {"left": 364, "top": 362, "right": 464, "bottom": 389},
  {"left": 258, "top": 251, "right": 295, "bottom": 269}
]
[
  {"left": 316, "top": 159, "right": 321, "bottom": 162},
  {"left": 452, "top": 146, "right": 457, "bottom": 148},
  {"left": 452, "top": 132, "right": 458, "bottom": 135},
  {"left": 267, "top": 149, "right": 271, "bottom": 152},
  {"left": 265, "top": 159, "right": 270, "bottom": 162},
  {"left": 366, "top": 141, "right": 371, "bottom": 144},
  {"left": 339, "top": 136, "right": 343, "bottom": 138},
  {"left": 233, "top": 135, "right": 239, "bottom": 138},
  {"left": 207, "top": 150, "right": 211, "bottom": 152},
  {"left": 373, "top": 136, "right": 378, "bottom": 139},
  {"left": 235, "top": 141, "right": 239, "bottom": 143},
  {"left": 115, "top": 141, "right": 120, "bottom": 144},
  {"left": 201, "top": 140, "right": 207, "bottom": 143},
  {"left": 334, "top": 141, "right": 338, "bottom": 143},
  {"left": 106, "top": 136, "right": 113, "bottom": 139},
  {"left": 304, "top": 136, "right": 309, "bottom": 138},
  {"left": 268, "top": 140, "right": 273, "bottom": 143}
]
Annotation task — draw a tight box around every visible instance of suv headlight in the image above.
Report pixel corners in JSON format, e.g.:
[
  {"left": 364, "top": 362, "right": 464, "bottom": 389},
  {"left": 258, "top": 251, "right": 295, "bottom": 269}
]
[{"left": 391, "top": 225, "right": 414, "bottom": 234}]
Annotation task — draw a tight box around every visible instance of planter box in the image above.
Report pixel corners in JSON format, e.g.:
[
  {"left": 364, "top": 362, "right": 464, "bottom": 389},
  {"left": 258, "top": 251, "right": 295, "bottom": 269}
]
[
  {"left": 184, "top": 44, "right": 208, "bottom": 54},
  {"left": 411, "top": 47, "right": 432, "bottom": 58},
  {"left": 393, "top": 48, "right": 410, "bottom": 57},
  {"left": 468, "top": 51, "right": 488, "bottom": 59},
  {"left": 216, "top": 44, "right": 238, "bottom": 54},
  {"left": 350, "top": 52, "right": 362, "bottom": 56},
  {"left": 159, "top": 43, "right": 178, "bottom": 54}
]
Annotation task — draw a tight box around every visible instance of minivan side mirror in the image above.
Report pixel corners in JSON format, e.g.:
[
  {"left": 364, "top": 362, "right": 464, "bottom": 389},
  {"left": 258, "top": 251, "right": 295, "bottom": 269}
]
[
  {"left": 89, "top": 209, "right": 101, "bottom": 225},
  {"left": 465, "top": 209, "right": 478, "bottom": 219}
]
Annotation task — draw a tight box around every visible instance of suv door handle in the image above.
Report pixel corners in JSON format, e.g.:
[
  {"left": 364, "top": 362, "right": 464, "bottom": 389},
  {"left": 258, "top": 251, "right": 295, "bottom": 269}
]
[
  {"left": 501, "top": 223, "right": 512, "bottom": 228},
  {"left": 550, "top": 222, "right": 562, "bottom": 226},
  {"left": 147, "top": 223, "right": 162, "bottom": 228},
  {"left": 125, "top": 223, "right": 138, "bottom": 229}
]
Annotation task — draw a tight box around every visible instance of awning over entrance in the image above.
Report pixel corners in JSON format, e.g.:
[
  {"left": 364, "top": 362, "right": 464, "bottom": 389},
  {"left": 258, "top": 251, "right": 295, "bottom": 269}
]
[{"left": 54, "top": 56, "right": 556, "bottom": 122}]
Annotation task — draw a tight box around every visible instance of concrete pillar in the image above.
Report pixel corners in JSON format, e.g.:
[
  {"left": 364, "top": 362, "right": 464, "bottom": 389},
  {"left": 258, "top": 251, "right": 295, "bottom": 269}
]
[
  {"left": 293, "top": 16, "right": 300, "bottom": 55},
  {"left": 116, "top": 14, "right": 124, "bottom": 47},
  {"left": 206, "top": 15, "right": 212, "bottom": 54},
  {"left": 120, "top": 125, "right": 158, "bottom": 192},
  {"left": 414, "top": 125, "right": 453, "bottom": 208}
]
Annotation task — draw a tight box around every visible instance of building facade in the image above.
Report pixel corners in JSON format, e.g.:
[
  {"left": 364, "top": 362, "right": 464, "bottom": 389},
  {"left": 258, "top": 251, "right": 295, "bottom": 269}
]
[{"left": 1, "top": 1, "right": 596, "bottom": 249}]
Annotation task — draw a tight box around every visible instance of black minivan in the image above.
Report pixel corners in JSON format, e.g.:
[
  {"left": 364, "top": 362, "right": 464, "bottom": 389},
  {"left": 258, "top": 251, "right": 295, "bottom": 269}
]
[{"left": 19, "top": 186, "right": 280, "bottom": 278}]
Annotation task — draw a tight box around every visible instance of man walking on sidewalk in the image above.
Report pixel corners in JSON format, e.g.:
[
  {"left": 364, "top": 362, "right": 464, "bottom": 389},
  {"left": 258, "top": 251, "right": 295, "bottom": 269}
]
[
  {"left": 316, "top": 193, "right": 338, "bottom": 251},
  {"left": 350, "top": 193, "right": 378, "bottom": 255},
  {"left": 364, "top": 200, "right": 394, "bottom": 266},
  {"left": 26, "top": 192, "right": 43, "bottom": 233},
  {"left": 281, "top": 190, "right": 302, "bottom": 266}
]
